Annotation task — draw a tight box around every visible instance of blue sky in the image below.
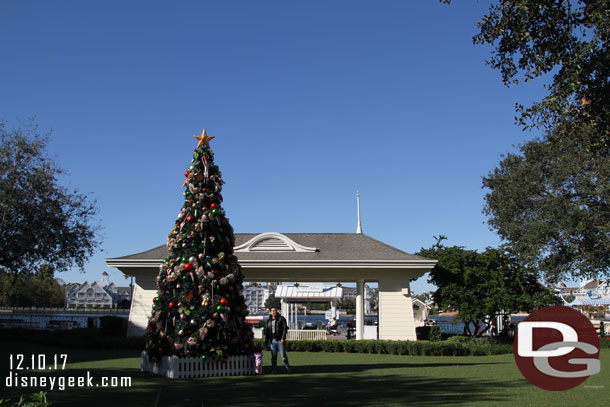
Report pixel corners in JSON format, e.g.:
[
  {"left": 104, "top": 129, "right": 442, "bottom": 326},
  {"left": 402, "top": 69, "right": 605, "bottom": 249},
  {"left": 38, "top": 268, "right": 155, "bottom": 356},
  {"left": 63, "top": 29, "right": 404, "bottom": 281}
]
[{"left": 1, "top": 1, "right": 547, "bottom": 294}]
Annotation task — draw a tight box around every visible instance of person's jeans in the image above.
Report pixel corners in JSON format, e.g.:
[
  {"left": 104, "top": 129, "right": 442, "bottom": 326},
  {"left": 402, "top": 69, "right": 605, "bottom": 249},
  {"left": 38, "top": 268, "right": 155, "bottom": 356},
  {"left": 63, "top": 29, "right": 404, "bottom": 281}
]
[{"left": 270, "top": 338, "right": 290, "bottom": 370}]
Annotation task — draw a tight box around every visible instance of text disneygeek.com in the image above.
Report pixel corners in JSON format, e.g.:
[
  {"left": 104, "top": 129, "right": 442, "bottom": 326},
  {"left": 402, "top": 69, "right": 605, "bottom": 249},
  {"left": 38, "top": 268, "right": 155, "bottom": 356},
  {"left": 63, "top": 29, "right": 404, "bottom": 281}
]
[{"left": 5, "top": 371, "right": 132, "bottom": 391}]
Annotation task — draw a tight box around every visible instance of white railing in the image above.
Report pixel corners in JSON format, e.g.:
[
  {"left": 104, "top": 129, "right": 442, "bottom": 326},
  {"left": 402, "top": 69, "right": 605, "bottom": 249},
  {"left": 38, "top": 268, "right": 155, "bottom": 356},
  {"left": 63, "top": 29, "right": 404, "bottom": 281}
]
[
  {"left": 286, "top": 329, "right": 327, "bottom": 341},
  {"left": 141, "top": 351, "right": 256, "bottom": 379}
]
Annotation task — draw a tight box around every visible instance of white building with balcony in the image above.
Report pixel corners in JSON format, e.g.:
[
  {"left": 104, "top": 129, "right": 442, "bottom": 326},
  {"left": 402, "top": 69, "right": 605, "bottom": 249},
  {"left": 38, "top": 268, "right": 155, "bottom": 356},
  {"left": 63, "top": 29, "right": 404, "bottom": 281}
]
[
  {"left": 66, "top": 280, "right": 132, "bottom": 309},
  {"left": 242, "top": 283, "right": 275, "bottom": 314}
]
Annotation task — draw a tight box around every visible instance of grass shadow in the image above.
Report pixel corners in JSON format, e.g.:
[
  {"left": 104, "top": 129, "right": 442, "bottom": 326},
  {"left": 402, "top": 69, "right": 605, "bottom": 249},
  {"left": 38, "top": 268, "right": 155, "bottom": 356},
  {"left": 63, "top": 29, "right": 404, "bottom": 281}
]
[
  {"left": 2, "top": 366, "right": 525, "bottom": 407},
  {"left": 0, "top": 341, "right": 142, "bottom": 367},
  {"left": 274, "top": 361, "right": 502, "bottom": 374}
]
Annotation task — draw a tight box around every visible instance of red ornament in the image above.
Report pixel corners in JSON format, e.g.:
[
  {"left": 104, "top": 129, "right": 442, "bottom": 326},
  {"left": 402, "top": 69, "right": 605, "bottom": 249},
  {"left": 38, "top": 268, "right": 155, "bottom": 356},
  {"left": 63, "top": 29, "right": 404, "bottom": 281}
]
[
  {"left": 220, "top": 298, "right": 228, "bottom": 306},
  {"left": 169, "top": 301, "right": 175, "bottom": 308},
  {"left": 210, "top": 203, "right": 218, "bottom": 209},
  {"left": 184, "top": 170, "right": 191, "bottom": 177},
  {"left": 212, "top": 269, "right": 219, "bottom": 275},
  {"left": 184, "top": 263, "right": 193, "bottom": 271},
  {"left": 186, "top": 215, "right": 194, "bottom": 222},
  {"left": 185, "top": 292, "right": 194, "bottom": 300}
]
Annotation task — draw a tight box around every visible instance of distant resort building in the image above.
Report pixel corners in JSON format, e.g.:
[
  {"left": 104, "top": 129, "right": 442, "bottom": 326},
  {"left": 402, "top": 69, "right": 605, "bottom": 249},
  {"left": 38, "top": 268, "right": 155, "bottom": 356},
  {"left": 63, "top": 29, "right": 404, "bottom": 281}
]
[
  {"left": 241, "top": 283, "right": 277, "bottom": 314},
  {"left": 66, "top": 278, "right": 132, "bottom": 309},
  {"left": 559, "top": 279, "right": 610, "bottom": 321}
]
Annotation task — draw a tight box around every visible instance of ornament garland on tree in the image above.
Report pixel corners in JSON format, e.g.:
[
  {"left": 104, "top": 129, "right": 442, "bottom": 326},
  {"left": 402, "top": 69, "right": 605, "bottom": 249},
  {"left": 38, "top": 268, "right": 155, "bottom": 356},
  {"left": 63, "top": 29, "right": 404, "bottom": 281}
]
[{"left": 145, "top": 129, "right": 253, "bottom": 361}]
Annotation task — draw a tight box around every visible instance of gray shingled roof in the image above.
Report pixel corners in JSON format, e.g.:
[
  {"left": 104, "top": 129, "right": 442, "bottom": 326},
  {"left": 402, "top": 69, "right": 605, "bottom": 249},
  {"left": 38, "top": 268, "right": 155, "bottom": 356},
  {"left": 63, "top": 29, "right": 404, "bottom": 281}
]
[{"left": 108, "top": 233, "right": 428, "bottom": 262}]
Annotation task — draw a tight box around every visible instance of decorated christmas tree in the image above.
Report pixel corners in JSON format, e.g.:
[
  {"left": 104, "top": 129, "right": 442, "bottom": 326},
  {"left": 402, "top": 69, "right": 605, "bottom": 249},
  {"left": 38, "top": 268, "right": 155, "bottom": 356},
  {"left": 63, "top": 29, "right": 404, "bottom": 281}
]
[{"left": 145, "top": 130, "right": 253, "bottom": 361}]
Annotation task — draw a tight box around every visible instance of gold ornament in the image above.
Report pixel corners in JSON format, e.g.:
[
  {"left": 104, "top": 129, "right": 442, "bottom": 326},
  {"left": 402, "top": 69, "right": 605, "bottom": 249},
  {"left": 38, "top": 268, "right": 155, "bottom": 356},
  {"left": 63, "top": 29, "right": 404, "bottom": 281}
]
[{"left": 195, "top": 129, "right": 215, "bottom": 148}]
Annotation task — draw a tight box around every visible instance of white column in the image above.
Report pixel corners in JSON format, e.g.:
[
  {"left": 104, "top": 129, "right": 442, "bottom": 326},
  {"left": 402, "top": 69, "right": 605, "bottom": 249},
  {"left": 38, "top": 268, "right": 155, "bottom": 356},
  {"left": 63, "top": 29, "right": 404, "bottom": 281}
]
[
  {"left": 356, "top": 279, "right": 364, "bottom": 340},
  {"left": 281, "top": 299, "right": 287, "bottom": 324},
  {"left": 331, "top": 299, "right": 337, "bottom": 321}
]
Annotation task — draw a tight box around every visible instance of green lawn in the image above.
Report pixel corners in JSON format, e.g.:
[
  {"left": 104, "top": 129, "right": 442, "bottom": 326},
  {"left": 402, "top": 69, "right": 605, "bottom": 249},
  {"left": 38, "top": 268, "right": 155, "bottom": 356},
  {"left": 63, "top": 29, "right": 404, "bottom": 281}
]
[{"left": 1, "top": 341, "right": 608, "bottom": 407}]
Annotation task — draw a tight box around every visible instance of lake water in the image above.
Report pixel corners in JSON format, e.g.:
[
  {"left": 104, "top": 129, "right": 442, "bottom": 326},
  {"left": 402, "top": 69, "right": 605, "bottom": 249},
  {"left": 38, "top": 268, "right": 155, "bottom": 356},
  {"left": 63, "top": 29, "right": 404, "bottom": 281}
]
[
  {"left": 254, "top": 314, "right": 376, "bottom": 329},
  {"left": 260, "top": 314, "right": 526, "bottom": 334},
  {"left": 428, "top": 315, "right": 527, "bottom": 334}
]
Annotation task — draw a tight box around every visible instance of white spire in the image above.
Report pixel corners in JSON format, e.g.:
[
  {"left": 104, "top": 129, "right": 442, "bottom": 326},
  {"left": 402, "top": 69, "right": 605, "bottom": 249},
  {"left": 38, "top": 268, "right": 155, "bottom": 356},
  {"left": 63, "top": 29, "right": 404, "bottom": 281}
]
[{"left": 356, "top": 191, "right": 363, "bottom": 234}]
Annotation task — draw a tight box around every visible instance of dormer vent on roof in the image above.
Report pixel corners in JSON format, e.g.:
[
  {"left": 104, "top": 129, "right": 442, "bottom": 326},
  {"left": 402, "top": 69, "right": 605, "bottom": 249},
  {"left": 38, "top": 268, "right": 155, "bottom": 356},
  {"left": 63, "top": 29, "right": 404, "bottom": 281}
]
[{"left": 233, "top": 232, "right": 319, "bottom": 253}]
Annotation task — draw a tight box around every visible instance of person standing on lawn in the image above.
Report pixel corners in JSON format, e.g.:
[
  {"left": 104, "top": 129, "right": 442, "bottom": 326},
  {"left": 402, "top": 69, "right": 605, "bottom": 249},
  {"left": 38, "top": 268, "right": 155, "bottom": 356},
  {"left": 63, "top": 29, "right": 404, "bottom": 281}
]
[{"left": 265, "top": 307, "right": 291, "bottom": 373}]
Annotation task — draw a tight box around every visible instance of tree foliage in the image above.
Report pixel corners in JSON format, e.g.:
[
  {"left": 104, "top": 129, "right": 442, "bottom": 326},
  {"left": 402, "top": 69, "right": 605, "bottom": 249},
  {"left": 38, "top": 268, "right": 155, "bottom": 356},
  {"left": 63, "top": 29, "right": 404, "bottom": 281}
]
[
  {"left": 417, "top": 236, "right": 560, "bottom": 337},
  {"left": 264, "top": 294, "right": 281, "bottom": 311},
  {"left": 339, "top": 297, "right": 356, "bottom": 311},
  {"left": 471, "top": 0, "right": 610, "bottom": 149},
  {"left": 483, "top": 123, "right": 610, "bottom": 282},
  {"left": 0, "top": 121, "right": 101, "bottom": 285},
  {"left": 440, "top": 1, "right": 610, "bottom": 281},
  {"left": 0, "top": 264, "right": 65, "bottom": 307}
]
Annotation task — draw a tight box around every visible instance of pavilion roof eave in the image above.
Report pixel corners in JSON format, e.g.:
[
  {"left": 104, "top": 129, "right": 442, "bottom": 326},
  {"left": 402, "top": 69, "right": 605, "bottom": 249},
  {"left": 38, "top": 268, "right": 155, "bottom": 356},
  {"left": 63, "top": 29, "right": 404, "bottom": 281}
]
[{"left": 104, "top": 258, "right": 438, "bottom": 270}]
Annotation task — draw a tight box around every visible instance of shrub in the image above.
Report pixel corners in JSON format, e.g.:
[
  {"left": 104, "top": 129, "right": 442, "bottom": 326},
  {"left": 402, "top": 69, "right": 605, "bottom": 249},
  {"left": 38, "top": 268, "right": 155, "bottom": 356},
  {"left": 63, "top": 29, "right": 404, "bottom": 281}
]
[
  {"left": 415, "top": 326, "right": 431, "bottom": 340},
  {"left": 320, "top": 340, "right": 337, "bottom": 352},
  {"left": 99, "top": 316, "right": 128, "bottom": 337},
  {"left": 416, "top": 325, "right": 441, "bottom": 341},
  {"left": 429, "top": 325, "right": 442, "bottom": 342},
  {"left": 374, "top": 341, "right": 388, "bottom": 354},
  {"left": 340, "top": 341, "right": 357, "bottom": 353},
  {"left": 446, "top": 335, "right": 471, "bottom": 344},
  {"left": 358, "top": 340, "right": 377, "bottom": 354},
  {"left": 285, "top": 340, "right": 322, "bottom": 352},
  {"left": 0, "top": 391, "right": 48, "bottom": 407},
  {"left": 385, "top": 341, "right": 400, "bottom": 355}
]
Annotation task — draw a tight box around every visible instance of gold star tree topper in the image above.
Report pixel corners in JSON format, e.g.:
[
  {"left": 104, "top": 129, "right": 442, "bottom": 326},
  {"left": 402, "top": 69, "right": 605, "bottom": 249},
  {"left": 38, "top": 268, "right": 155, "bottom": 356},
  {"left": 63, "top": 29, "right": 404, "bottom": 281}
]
[{"left": 194, "top": 129, "right": 215, "bottom": 148}]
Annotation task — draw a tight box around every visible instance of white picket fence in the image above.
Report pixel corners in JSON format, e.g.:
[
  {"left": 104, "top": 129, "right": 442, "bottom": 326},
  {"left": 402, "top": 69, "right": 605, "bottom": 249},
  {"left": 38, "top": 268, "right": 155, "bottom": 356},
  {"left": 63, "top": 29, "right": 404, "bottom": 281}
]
[
  {"left": 141, "top": 351, "right": 256, "bottom": 379},
  {"left": 286, "top": 329, "right": 327, "bottom": 341}
]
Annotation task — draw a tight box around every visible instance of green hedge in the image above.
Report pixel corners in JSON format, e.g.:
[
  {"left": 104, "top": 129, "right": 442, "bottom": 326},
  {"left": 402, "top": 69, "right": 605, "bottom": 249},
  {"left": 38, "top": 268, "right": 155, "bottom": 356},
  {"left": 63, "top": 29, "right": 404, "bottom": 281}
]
[
  {"left": 415, "top": 325, "right": 441, "bottom": 341},
  {"left": 255, "top": 337, "right": 513, "bottom": 356}
]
